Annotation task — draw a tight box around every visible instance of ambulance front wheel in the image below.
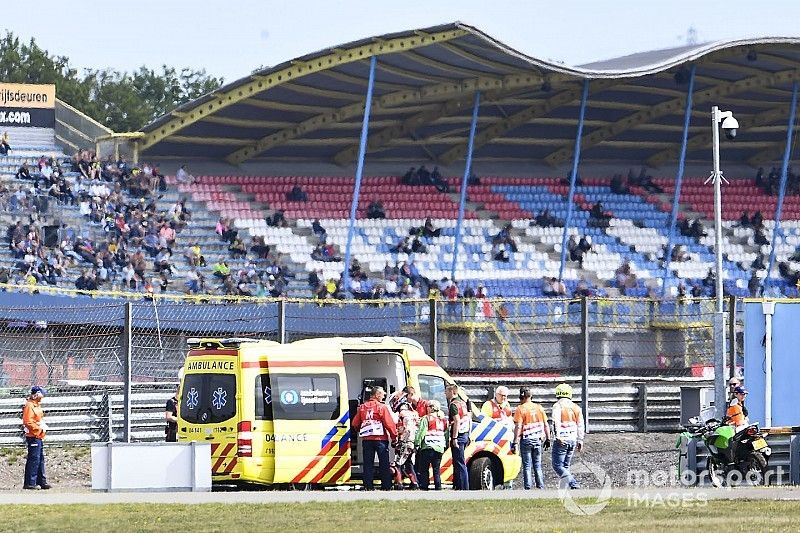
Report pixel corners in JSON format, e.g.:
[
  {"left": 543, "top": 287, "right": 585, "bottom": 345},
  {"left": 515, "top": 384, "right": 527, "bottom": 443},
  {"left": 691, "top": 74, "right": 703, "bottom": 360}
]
[{"left": 469, "top": 456, "right": 499, "bottom": 490}]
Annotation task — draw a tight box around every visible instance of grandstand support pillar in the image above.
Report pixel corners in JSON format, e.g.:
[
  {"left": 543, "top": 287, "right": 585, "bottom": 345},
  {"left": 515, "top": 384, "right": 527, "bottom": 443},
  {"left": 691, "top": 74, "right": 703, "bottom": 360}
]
[
  {"left": 343, "top": 56, "right": 377, "bottom": 292},
  {"left": 277, "top": 299, "right": 286, "bottom": 344},
  {"left": 581, "top": 296, "right": 590, "bottom": 433},
  {"left": 451, "top": 90, "right": 481, "bottom": 281},
  {"left": 662, "top": 65, "right": 695, "bottom": 295},
  {"left": 765, "top": 81, "right": 799, "bottom": 287},
  {"left": 558, "top": 79, "right": 590, "bottom": 281},
  {"left": 429, "top": 295, "right": 438, "bottom": 363},
  {"left": 123, "top": 302, "right": 132, "bottom": 443}
]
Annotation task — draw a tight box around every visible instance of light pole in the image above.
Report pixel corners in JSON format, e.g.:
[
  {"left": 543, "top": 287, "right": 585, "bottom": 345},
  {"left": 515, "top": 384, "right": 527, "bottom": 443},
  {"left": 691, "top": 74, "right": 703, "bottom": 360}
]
[{"left": 706, "top": 105, "right": 738, "bottom": 417}]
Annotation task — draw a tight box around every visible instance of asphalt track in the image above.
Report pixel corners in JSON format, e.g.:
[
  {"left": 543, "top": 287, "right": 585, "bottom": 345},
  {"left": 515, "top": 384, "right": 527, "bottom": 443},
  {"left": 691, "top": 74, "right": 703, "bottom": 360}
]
[{"left": 2, "top": 487, "right": 800, "bottom": 505}]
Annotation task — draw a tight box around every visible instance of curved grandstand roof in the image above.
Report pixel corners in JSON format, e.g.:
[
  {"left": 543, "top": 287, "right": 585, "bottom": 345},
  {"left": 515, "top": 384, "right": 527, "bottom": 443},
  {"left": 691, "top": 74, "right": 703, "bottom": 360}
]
[{"left": 137, "top": 22, "right": 800, "bottom": 168}]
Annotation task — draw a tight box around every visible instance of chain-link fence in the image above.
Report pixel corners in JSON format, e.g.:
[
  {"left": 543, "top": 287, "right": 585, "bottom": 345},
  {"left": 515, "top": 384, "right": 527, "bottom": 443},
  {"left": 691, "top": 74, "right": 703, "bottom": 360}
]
[{"left": 0, "top": 287, "right": 727, "bottom": 443}]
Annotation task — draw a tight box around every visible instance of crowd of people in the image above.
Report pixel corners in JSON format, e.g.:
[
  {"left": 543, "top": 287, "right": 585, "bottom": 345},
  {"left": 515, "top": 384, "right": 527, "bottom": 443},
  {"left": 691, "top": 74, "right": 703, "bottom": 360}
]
[{"left": 352, "top": 382, "right": 585, "bottom": 491}]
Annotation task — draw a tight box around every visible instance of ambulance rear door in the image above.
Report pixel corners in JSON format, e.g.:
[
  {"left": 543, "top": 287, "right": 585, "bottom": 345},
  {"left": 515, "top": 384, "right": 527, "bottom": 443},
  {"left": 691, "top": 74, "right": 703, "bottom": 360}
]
[
  {"left": 267, "top": 346, "right": 351, "bottom": 485},
  {"left": 179, "top": 349, "right": 240, "bottom": 478}
]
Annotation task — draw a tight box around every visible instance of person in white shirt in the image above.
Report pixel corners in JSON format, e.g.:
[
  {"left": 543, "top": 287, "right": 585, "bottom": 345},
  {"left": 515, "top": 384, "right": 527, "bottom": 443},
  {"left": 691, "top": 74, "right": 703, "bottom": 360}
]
[{"left": 176, "top": 165, "right": 195, "bottom": 184}]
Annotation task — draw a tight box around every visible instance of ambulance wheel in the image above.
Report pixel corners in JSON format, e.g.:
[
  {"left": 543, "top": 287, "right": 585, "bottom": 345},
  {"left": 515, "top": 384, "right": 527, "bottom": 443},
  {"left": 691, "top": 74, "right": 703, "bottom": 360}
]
[{"left": 469, "top": 457, "right": 496, "bottom": 490}]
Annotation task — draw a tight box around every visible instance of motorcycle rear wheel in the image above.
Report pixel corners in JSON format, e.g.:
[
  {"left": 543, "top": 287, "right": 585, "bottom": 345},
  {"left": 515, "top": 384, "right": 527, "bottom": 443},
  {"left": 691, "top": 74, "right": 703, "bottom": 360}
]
[{"left": 743, "top": 452, "right": 768, "bottom": 486}]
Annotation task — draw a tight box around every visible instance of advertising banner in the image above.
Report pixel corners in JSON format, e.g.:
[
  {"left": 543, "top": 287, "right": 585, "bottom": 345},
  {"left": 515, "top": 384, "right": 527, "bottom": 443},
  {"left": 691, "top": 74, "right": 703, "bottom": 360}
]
[{"left": 0, "top": 83, "right": 56, "bottom": 128}]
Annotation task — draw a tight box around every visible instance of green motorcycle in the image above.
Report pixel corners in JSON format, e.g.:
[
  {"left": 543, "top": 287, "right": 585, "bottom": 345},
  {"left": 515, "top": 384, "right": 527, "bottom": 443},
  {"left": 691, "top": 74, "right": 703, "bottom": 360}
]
[{"left": 682, "top": 417, "right": 771, "bottom": 487}]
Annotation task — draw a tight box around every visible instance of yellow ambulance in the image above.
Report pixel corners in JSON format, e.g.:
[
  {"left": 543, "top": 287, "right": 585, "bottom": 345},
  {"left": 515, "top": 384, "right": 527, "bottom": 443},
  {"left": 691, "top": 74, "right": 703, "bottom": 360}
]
[{"left": 177, "top": 336, "right": 520, "bottom": 489}]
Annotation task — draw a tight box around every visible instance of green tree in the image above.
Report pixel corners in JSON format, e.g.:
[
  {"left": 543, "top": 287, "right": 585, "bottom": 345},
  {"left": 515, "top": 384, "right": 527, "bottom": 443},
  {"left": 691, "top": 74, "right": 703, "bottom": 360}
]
[{"left": 0, "top": 32, "right": 223, "bottom": 132}]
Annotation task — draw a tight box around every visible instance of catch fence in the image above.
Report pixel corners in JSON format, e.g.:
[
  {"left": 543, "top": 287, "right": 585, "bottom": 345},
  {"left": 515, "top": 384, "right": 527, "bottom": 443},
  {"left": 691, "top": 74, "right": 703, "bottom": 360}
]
[{"left": 0, "top": 287, "right": 733, "bottom": 443}]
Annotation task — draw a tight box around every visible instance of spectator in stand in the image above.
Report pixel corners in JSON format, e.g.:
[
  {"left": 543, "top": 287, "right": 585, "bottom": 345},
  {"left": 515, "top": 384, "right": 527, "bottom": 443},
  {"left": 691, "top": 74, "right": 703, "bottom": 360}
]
[
  {"left": 286, "top": 185, "right": 308, "bottom": 202},
  {"left": 751, "top": 210, "right": 764, "bottom": 229},
  {"left": 754, "top": 227, "right": 769, "bottom": 246},
  {"left": 411, "top": 235, "right": 427, "bottom": 253},
  {"left": 671, "top": 245, "right": 690, "bottom": 263},
  {"left": 738, "top": 210, "right": 751, "bottom": 228},
  {"left": 416, "top": 165, "right": 431, "bottom": 185},
  {"left": 689, "top": 220, "right": 706, "bottom": 239},
  {"left": 311, "top": 219, "right": 327, "bottom": 242},
  {"left": 0, "top": 132, "right": 10, "bottom": 155},
  {"left": 267, "top": 210, "right": 288, "bottom": 228},
  {"left": 215, "top": 217, "right": 237, "bottom": 243},
  {"left": 430, "top": 166, "right": 449, "bottom": 192},
  {"left": 532, "top": 208, "right": 559, "bottom": 228},
  {"left": 578, "top": 235, "right": 591, "bottom": 255},
  {"left": 184, "top": 242, "right": 206, "bottom": 267},
  {"left": 367, "top": 200, "right": 386, "bottom": 219},
  {"left": 493, "top": 223, "right": 518, "bottom": 252},
  {"left": 308, "top": 268, "right": 322, "bottom": 292},
  {"left": 748, "top": 271, "right": 761, "bottom": 297},
  {"left": 589, "top": 202, "right": 611, "bottom": 228},
  {"left": 401, "top": 166, "right": 418, "bottom": 185},
  {"left": 176, "top": 164, "right": 195, "bottom": 184},
  {"left": 615, "top": 261, "right": 638, "bottom": 295},
  {"left": 250, "top": 236, "right": 270, "bottom": 259},
  {"left": 755, "top": 167, "right": 765, "bottom": 190},
  {"left": 637, "top": 167, "right": 663, "bottom": 193},
  {"left": 492, "top": 242, "right": 510, "bottom": 262},
  {"left": 567, "top": 235, "right": 583, "bottom": 265},
  {"left": 229, "top": 236, "right": 247, "bottom": 259},
  {"left": 15, "top": 162, "right": 32, "bottom": 181},
  {"left": 778, "top": 262, "right": 799, "bottom": 286},
  {"left": 444, "top": 280, "right": 459, "bottom": 319},
  {"left": 610, "top": 173, "right": 629, "bottom": 195},
  {"left": 573, "top": 279, "right": 592, "bottom": 298},
  {"left": 421, "top": 218, "right": 441, "bottom": 238},
  {"left": 391, "top": 236, "right": 412, "bottom": 254},
  {"left": 212, "top": 260, "right": 230, "bottom": 280}
]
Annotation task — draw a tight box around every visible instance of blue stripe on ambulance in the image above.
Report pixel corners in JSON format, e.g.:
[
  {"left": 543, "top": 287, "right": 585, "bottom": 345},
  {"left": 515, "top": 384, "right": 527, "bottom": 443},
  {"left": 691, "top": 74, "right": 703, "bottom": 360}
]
[
  {"left": 321, "top": 412, "right": 350, "bottom": 448},
  {"left": 475, "top": 420, "right": 496, "bottom": 442}
]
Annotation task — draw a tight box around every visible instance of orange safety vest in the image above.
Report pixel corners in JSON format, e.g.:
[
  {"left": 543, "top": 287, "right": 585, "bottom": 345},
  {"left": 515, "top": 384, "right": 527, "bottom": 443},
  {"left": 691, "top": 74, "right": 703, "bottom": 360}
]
[
  {"left": 555, "top": 400, "right": 581, "bottom": 441},
  {"left": 726, "top": 400, "right": 746, "bottom": 427},
  {"left": 424, "top": 413, "right": 447, "bottom": 449},
  {"left": 451, "top": 399, "right": 471, "bottom": 435},
  {"left": 22, "top": 399, "right": 45, "bottom": 439},
  {"left": 514, "top": 402, "right": 547, "bottom": 440},
  {"left": 489, "top": 399, "right": 512, "bottom": 420}
]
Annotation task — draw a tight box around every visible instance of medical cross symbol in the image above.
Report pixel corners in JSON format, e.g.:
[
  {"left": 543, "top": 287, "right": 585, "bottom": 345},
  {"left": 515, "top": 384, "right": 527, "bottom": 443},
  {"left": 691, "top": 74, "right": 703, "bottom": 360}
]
[
  {"left": 186, "top": 387, "right": 199, "bottom": 410},
  {"left": 212, "top": 387, "right": 227, "bottom": 410}
]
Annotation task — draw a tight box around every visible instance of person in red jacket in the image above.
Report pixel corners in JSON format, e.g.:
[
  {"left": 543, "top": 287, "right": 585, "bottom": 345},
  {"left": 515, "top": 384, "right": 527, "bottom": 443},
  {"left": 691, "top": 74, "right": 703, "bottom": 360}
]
[
  {"left": 22, "top": 386, "right": 50, "bottom": 490},
  {"left": 352, "top": 386, "right": 397, "bottom": 490}
]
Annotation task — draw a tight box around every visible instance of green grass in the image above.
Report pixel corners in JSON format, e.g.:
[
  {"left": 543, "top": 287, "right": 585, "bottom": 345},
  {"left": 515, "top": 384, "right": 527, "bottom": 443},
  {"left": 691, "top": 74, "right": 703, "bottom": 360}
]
[
  {"left": 0, "top": 447, "right": 25, "bottom": 465},
  {"left": 2, "top": 500, "right": 800, "bottom": 532}
]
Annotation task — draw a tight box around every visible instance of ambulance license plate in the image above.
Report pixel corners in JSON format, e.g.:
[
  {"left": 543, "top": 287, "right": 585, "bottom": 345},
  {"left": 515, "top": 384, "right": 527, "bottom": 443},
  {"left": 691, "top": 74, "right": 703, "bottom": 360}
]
[{"left": 753, "top": 438, "right": 767, "bottom": 450}]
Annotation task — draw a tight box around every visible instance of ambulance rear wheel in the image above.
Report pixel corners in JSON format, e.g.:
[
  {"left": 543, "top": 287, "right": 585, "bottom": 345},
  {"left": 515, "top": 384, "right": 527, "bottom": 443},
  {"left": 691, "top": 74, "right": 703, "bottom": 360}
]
[{"left": 469, "top": 457, "right": 495, "bottom": 490}]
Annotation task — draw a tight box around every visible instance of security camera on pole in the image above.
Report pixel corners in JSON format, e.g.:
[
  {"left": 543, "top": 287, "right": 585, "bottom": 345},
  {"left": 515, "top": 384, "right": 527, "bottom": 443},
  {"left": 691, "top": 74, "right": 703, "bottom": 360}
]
[{"left": 705, "top": 105, "right": 738, "bottom": 418}]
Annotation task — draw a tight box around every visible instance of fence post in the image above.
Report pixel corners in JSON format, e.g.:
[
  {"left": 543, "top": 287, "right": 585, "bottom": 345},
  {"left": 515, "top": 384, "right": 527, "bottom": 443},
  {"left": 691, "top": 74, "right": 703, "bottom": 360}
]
[
  {"left": 637, "top": 382, "right": 648, "bottom": 432},
  {"left": 123, "top": 302, "right": 132, "bottom": 443},
  {"left": 727, "top": 295, "right": 737, "bottom": 379},
  {"left": 581, "top": 296, "right": 589, "bottom": 433},
  {"left": 103, "top": 390, "right": 113, "bottom": 443},
  {"left": 278, "top": 298, "right": 286, "bottom": 344},
  {"left": 429, "top": 295, "right": 438, "bottom": 363}
]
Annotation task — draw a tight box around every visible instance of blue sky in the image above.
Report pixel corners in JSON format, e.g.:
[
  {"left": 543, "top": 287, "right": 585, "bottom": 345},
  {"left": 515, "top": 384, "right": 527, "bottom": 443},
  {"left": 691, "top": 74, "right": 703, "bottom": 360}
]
[{"left": 4, "top": 0, "right": 799, "bottom": 82}]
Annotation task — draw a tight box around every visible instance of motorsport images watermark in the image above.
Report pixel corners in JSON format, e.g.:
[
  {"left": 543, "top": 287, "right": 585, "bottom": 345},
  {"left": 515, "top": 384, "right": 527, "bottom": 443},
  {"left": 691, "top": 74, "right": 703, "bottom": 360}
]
[{"left": 558, "top": 461, "right": 789, "bottom": 515}]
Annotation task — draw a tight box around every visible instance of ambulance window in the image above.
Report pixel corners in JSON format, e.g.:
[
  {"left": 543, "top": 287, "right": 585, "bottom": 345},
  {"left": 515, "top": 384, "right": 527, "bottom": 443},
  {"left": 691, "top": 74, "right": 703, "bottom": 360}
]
[
  {"left": 271, "top": 374, "right": 340, "bottom": 420},
  {"left": 208, "top": 374, "right": 236, "bottom": 422},
  {"left": 418, "top": 374, "right": 447, "bottom": 408},
  {"left": 180, "top": 374, "right": 205, "bottom": 423},
  {"left": 254, "top": 374, "right": 273, "bottom": 420},
  {"left": 180, "top": 373, "right": 237, "bottom": 424}
]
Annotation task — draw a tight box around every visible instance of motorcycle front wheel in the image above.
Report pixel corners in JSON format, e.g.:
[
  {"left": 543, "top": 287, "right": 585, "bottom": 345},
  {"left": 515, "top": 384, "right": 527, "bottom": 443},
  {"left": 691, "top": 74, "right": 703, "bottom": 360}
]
[{"left": 707, "top": 456, "right": 727, "bottom": 488}]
